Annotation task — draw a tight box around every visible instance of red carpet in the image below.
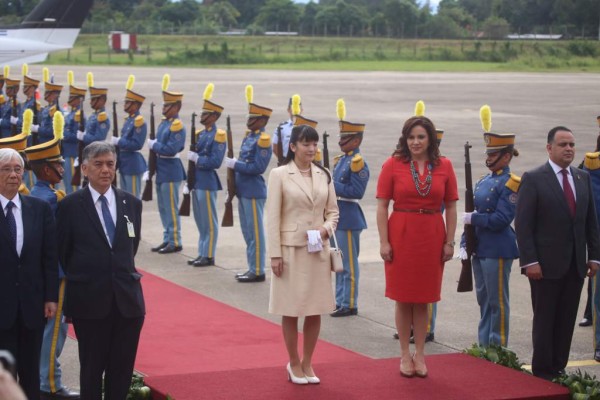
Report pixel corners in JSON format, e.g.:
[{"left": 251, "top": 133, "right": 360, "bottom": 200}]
[
  {"left": 134, "top": 271, "right": 366, "bottom": 376},
  {"left": 145, "top": 354, "right": 569, "bottom": 400}
]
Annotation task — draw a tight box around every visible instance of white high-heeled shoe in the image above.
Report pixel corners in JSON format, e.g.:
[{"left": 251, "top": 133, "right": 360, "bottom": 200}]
[
  {"left": 304, "top": 374, "right": 320, "bottom": 384},
  {"left": 287, "top": 363, "right": 308, "bottom": 385}
]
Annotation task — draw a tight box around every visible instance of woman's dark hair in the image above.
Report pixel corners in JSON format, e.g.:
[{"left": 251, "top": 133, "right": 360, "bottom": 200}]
[
  {"left": 283, "top": 124, "right": 331, "bottom": 183},
  {"left": 393, "top": 116, "right": 440, "bottom": 165}
]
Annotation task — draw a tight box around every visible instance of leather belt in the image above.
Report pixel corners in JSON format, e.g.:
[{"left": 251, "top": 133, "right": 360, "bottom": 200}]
[
  {"left": 337, "top": 197, "right": 359, "bottom": 203},
  {"left": 393, "top": 208, "right": 440, "bottom": 214},
  {"left": 158, "top": 153, "right": 180, "bottom": 159}
]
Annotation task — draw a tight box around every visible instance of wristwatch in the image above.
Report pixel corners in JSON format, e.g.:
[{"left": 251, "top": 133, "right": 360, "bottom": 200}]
[{"left": 444, "top": 241, "right": 456, "bottom": 247}]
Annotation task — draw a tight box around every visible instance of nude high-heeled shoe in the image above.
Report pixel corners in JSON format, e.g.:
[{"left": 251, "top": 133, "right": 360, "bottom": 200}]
[
  {"left": 413, "top": 355, "right": 428, "bottom": 378},
  {"left": 400, "top": 357, "right": 415, "bottom": 378},
  {"left": 287, "top": 363, "right": 308, "bottom": 385}
]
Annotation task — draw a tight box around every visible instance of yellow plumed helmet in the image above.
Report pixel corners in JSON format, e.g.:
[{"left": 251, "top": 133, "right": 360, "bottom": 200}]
[
  {"left": 67, "top": 70, "right": 74, "bottom": 86},
  {"left": 414, "top": 100, "right": 425, "bottom": 117},
  {"left": 3, "top": 65, "right": 9, "bottom": 78},
  {"left": 480, "top": 105, "right": 492, "bottom": 132},
  {"left": 22, "top": 109, "right": 33, "bottom": 136},
  {"left": 291, "top": 94, "right": 301, "bottom": 116},
  {"left": 53, "top": 110, "right": 64, "bottom": 140},
  {"left": 245, "top": 85, "right": 253, "bottom": 104},
  {"left": 126, "top": 75, "right": 135, "bottom": 90},
  {"left": 43, "top": 67, "right": 49, "bottom": 83},
  {"left": 22, "top": 63, "right": 28, "bottom": 77},
  {"left": 203, "top": 83, "right": 214, "bottom": 101},
  {"left": 162, "top": 74, "right": 170, "bottom": 91},
  {"left": 86, "top": 72, "right": 94, "bottom": 87},
  {"left": 336, "top": 98, "right": 346, "bottom": 120}
]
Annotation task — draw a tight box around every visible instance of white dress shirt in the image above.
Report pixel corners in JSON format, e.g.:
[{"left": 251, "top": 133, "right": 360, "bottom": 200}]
[
  {"left": 0, "top": 193, "right": 24, "bottom": 256},
  {"left": 88, "top": 185, "right": 116, "bottom": 246},
  {"left": 548, "top": 159, "right": 576, "bottom": 200}
]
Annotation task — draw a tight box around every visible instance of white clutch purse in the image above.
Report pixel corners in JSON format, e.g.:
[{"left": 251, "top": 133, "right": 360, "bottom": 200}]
[{"left": 330, "top": 230, "right": 344, "bottom": 273}]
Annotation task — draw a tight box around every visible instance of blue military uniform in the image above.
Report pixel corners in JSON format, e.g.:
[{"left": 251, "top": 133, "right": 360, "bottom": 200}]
[
  {"left": 332, "top": 148, "right": 369, "bottom": 312},
  {"left": 153, "top": 115, "right": 186, "bottom": 248},
  {"left": 61, "top": 106, "right": 81, "bottom": 194},
  {"left": 117, "top": 112, "right": 147, "bottom": 197},
  {"left": 272, "top": 119, "right": 293, "bottom": 158},
  {"left": 38, "top": 104, "right": 59, "bottom": 144},
  {"left": 21, "top": 96, "right": 39, "bottom": 189},
  {"left": 0, "top": 96, "right": 21, "bottom": 138},
  {"left": 82, "top": 108, "right": 109, "bottom": 145}
]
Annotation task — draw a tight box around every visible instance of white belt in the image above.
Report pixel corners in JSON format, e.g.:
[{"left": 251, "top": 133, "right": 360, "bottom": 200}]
[
  {"left": 337, "top": 197, "right": 359, "bottom": 203},
  {"left": 158, "top": 152, "right": 181, "bottom": 159}
]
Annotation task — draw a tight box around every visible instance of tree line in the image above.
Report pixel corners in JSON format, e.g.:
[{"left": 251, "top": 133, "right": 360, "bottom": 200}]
[{"left": 1, "top": 0, "right": 599, "bottom": 39}]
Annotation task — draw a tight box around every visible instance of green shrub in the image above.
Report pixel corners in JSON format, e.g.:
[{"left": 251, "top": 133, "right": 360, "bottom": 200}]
[{"left": 463, "top": 344, "right": 529, "bottom": 373}]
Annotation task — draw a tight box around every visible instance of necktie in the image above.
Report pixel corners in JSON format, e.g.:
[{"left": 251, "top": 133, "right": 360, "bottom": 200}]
[
  {"left": 561, "top": 169, "right": 576, "bottom": 217},
  {"left": 5, "top": 201, "right": 16, "bottom": 251},
  {"left": 99, "top": 195, "right": 115, "bottom": 244}
]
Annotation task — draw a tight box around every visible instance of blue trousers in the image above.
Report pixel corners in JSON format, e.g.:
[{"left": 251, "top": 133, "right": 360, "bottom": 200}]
[
  {"left": 238, "top": 197, "right": 265, "bottom": 276},
  {"left": 156, "top": 181, "right": 182, "bottom": 247},
  {"left": 39, "top": 279, "right": 68, "bottom": 393},
  {"left": 427, "top": 303, "right": 437, "bottom": 334},
  {"left": 192, "top": 189, "right": 218, "bottom": 259},
  {"left": 472, "top": 257, "right": 512, "bottom": 346},
  {"left": 335, "top": 229, "right": 361, "bottom": 309},
  {"left": 120, "top": 173, "right": 143, "bottom": 199},
  {"left": 61, "top": 157, "right": 78, "bottom": 194}
]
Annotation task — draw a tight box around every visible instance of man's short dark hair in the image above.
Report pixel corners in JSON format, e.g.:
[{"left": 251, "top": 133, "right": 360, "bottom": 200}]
[
  {"left": 82, "top": 141, "right": 116, "bottom": 164},
  {"left": 547, "top": 126, "right": 572, "bottom": 144}
]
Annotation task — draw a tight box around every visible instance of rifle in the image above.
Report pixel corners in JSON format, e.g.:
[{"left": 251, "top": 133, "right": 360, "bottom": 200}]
[
  {"left": 221, "top": 115, "right": 235, "bottom": 227},
  {"left": 31, "top": 100, "right": 39, "bottom": 145},
  {"left": 112, "top": 101, "right": 119, "bottom": 186},
  {"left": 71, "top": 107, "right": 85, "bottom": 187},
  {"left": 322, "top": 130, "right": 330, "bottom": 169},
  {"left": 276, "top": 123, "right": 284, "bottom": 166},
  {"left": 457, "top": 141, "right": 474, "bottom": 292},
  {"left": 179, "top": 112, "right": 197, "bottom": 216},
  {"left": 141, "top": 102, "right": 156, "bottom": 201},
  {"left": 11, "top": 95, "right": 18, "bottom": 136}
]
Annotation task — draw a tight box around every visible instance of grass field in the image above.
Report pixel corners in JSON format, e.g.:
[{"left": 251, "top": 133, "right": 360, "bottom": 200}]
[{"left": 44, "top": 34, "right": 600, "bottom": 72}]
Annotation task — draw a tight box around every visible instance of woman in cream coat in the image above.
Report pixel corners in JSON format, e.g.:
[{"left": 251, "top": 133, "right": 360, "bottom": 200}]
[{"left": 267, "top": 124, "right": 339, "bottom": 385}]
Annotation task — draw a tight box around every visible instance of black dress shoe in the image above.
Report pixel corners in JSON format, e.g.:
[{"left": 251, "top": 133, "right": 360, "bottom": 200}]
[
  {"left": 235, "top": 271, "right": 249, "bottom": 278},
  {"left": 151, "top": 242, "right": 168, "bottom": 252},
  {"left": 330, "top": 307, "right": 358, "bottom": 317},
  {"left": 187, "top": 256, "right": 201, "bottom": 265},
  {"left": 579, "top": 318, "right": 592, "bottom": 327},
  {"left": 236, "top": 273, "right": 265, "bottom": 282},
  {"left": 393, "top": 332, "right": 399, "bottom": 339},
  {"left": 41, "top": 386, "right": 80, "bottom": 399},
  {"left": 158, "top": 244, "right": 183, "bottom": 254},
  {"left": 193, "top": 257, "right": 214, "bottom": 267},
  {"left": 595, "top": 349, "right": 600, "bottom": 362}
]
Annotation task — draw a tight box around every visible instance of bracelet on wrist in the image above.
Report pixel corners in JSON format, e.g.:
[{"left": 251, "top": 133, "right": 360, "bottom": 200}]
[{"left": 444, "top": 241, "right": 455, "bottom": 247}]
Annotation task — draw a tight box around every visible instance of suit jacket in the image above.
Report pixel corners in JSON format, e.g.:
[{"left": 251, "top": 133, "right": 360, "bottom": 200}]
[
  {"left": 515, "top": 162, "right": 600, "bottom": 279},
  {"left": 266, "top": 162, "right": 339, "bottom": 258},
  {"left": 57, "top": 186, "right": 145, "bottom": 319},
  {"left": 0, "top": 194, "right": 58, "bottom": 330}
]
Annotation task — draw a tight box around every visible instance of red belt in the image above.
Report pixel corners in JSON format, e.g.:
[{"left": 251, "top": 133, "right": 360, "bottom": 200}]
[{"left": 393, "top": 208, "right": 440, "bottom": 214}]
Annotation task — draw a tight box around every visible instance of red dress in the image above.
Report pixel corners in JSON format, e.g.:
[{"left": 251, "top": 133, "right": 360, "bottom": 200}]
[{"left": 376, "top": 156, "right": 459, "bottom": 303}]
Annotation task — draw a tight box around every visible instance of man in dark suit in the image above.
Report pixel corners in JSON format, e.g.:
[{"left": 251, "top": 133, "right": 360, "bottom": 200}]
[
  {"left": 516, "top": 126, "right": 600, "bottom": 380},
  {"left": 57, "top": 141, "right": 144, "bottom": 400},
  {"left": 0, "top": 148, "right": 58, "bottom": 400}
]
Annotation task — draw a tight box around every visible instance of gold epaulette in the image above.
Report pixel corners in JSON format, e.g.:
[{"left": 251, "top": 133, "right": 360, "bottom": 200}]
[
  {"left": 215, "top": 128, "right": 226, "bottom": 144},
  {"left": 49, "top": 105, "right": 57, "bottom": 117},
  {"left": 351, "top": 154, "right": 365, "bottom": 172},
  {"left": 584, "top": 152, "right": 600, "bottom": 170},
  {"left": 55, "top": 189, "right": 66, "bottom": 201},
  {"left": 97, "top": 111, "right": 108, "bottom": 122},
  {"left": 0, "top": 94, "right": 5, "bottom": 105},
  {"left": 170, "top": 119, "right": 183, "bottom": 132},
  {"left": 134, "top": 115, "right": 145, "bottom": 128},
  {"left": 315, "top": 148, "right": 322, "bottom": 162},
  {"left": 505, "top": 173, "right": 521, "bottom": 193},
  {"left": 74, "top": 110, "right": 81, "bottom": 122},
  {"left": 258, "top": 133, "right": 271, "bottom": 148},
  {"left": 18, "top": 183, "right": 30, "bottom": 196},
  {"left": 333, "top": 154, "right": 343, "bottom": 167}
]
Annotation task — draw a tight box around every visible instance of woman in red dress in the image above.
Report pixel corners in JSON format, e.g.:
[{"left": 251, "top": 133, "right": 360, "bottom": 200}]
[{"left": 376, "top": 116, "right": 458, "bottom": 378}]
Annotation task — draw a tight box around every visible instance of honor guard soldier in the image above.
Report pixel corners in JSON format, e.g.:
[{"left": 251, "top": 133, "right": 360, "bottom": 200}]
[
  {"left": 227, "top": 85, "right": 273, "bottom": 282},
  {"left": 0, "top": 66, "right": 7, "bottom": 132},
  {"left": 330, "top": 99, "right": 369, "bottom": 317},
  {"left": 77, "top": 72, "right": 109, "bottom": 146},
  {"left": 272, "top": 96, "right": 299, "bottom": 161},
  {"left": 36, "top": 67, "right": 63, "bottom": 145},
  {"left": 24, "top": 112, "right": 80, "bottom": 400},
  {"left": 148, "top": 74, "right": 186, "bottom": 254},
  {"left": 1, "top": 70, "right": 22, "bottom": 138},
  {"left": 186, "top": 83, "right": 226, "bottom": 267},
  {"left": 20, "top": 65, "right": 41, "bottom": 189},
  {"left": 0, "top": 111, "right": 31, "bottom": 195},
  {"left": 460, "top": 105, "right": 520, "bottom": 347},
  {"left": 111, "top": 75, "right": 147, "bottom": 198},
  {"left": 62, "top": 71, "right": 86, "bottom": 194}
]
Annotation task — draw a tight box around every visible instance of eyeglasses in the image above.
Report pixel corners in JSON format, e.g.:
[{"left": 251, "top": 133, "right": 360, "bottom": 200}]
[{"left": 0, "top": 166, "right": 24, "bottom": 175}]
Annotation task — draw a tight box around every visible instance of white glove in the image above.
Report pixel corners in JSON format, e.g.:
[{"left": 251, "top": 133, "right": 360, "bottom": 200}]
[
  {"left": 10, "top": 116, "right": 18, "bottom": 125},
  {"left": 187, "top": 151, "right": 199, "bottom": 164},
  {"left": 73, "top": 158, "right": 79, "bottom": 168},
  {"left": 147, "top": 138, "right": 157, "bottom": 149},
  {"left": 76, "top": 130, "right": 85, "bottom": 141},
  {"left": 31, "top": 124, "right": 39, "bottom": 133},
  {"left": 462, "top": 212, "right": 473, "bottom": 225},
  {"left": 143, "top": 170, "right": 150, "bottom": 181},
  {"left": 224, "top": 156, "right": 237, "bottom": 169},
  {"left": 307, "top": 230, "right": 323, "bottom": 253},
  {"left": 458, "top": 247, "right": 468, "bottom": 260},
  {"left": 182, "top": 183, "right": 190, "bottom": 195},
  {"left": 110, "top": 136, "right": 120, "bottom": 146}
]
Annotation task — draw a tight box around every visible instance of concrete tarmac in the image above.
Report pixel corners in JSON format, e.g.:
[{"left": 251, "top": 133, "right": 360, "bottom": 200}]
[{"left": 40, "top": 66, "right": 600, "bottom": 391}]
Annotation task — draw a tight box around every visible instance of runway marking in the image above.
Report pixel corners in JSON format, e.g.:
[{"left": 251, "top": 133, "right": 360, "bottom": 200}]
[{"left": 522, "top": 360, "right": 600, "bottom": 370}]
